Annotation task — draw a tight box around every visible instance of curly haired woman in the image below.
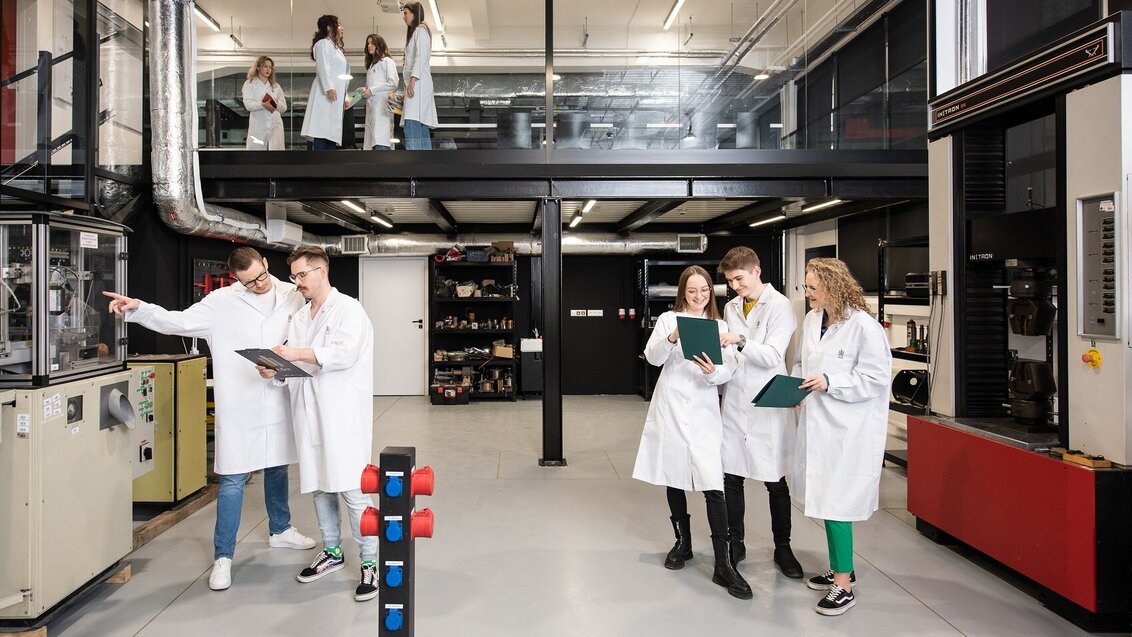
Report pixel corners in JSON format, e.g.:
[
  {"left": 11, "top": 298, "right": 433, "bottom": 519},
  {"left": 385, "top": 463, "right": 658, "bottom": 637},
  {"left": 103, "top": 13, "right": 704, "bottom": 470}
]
[{"left": 792, "top": 257, "right": 892, "bottom": 616}]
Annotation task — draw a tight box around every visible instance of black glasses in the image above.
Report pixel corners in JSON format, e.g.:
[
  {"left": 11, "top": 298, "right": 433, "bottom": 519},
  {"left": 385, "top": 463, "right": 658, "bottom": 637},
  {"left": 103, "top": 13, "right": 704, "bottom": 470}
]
[
  {"left": 289, "top": 266, "right": 322, "bottom": 283},
  {"left": 239, "top": 270, "right": 270, "bottom": 289}
]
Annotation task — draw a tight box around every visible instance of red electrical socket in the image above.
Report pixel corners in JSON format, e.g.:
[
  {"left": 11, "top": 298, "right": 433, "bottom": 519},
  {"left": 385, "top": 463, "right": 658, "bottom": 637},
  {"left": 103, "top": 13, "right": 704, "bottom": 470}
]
[
  {"left": 410, "top": 508, "right": 434, "bottom": 539},
  {"left": 360, "top": 506, "right": 381, "bottom": 536},
  {"left": 411, "top": 466, "right": 434, "bottom": 497},
  {"left": 360, "top": 464, "right": 381, "bottom": 494}
]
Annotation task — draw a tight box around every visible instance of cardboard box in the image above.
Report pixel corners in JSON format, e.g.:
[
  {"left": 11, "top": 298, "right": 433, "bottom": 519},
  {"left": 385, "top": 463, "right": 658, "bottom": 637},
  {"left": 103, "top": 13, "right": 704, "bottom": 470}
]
[{"left": 491, "top": 340, "right": 514, "bottom": 358}]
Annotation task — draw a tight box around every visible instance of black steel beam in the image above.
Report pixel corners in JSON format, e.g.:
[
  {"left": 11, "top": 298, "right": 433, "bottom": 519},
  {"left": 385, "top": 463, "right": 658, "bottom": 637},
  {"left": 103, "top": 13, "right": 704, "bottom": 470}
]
[
  {"left": 531, "top": 200, "right": 543, "bottom": 234},
  {"left": 425, "top": 199, "right": 458, "bottom": 233},
  {"left": 702, "top": 199, "right": 790, "bottom": 234},
  {"left": 552, "top": 180, "right": 689, "bottom": 199},
  {"left": 830, "top": 178, "right": 929, "bottom": 198},
  {"left": 303, "top": 201, "right": 371, "bottom": 233},
  {"left": 540, "top": 198, "right": 565, "bottom": 467},
  {"left": 617, "top": 200, "right": 684, "bottom": 232},
  {"left": 692, "top": 179, "right": 827, "bottom": 198},
  {"left": 203, "top": 179, "right": 413, "bottom": 201},
  {"left": 413, "top": 180, "right": 549, "bottom": 199}
]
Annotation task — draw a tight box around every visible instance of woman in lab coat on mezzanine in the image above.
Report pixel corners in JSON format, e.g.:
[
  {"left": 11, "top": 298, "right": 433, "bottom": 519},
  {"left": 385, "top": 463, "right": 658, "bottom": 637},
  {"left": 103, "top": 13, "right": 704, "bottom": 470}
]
[
  {"left": 400, "top": 2, "right": 438, "bottom": 149},
  {"left": 632, "top": 265, "right": 752, "bottom": 600},
  {"left": 361, "top": 34, "right": 399, "bottom": 151},
  {"left": 793, "top": 257, "right": 892, "bottom": 617},
  {"left": 241, "top": 56, "right": 287, "bottom": 150},
  {"left": 300, "top": 14, "right": 349, "bottom": 150}
]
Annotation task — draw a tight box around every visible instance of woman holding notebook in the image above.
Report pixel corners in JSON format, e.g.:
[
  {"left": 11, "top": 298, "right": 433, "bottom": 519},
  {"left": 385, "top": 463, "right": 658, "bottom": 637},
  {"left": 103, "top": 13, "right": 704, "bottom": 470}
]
[
  {"left": 632, "top": 265, "right": 751, "bottom": 600},
  {"left": 793, "top": 257, "right": 892, "bottom": 616},
  {"left": 241, "top": 56, "right": 288, "bottom": 150}
]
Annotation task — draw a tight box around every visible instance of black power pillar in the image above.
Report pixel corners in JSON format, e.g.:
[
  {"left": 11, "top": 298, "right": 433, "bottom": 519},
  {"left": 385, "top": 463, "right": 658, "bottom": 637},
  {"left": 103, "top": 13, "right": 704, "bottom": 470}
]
[{"left": 540, "top": 198, "right": 565, "bottom": 466}]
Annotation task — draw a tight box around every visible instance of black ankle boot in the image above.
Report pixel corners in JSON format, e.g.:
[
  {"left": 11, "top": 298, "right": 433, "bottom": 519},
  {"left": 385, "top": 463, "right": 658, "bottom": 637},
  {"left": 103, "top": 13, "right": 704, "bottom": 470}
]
[
  {"left": 773, "top": 543, "right": 804, "bottom": 579},
  {"left": 711, "top": 536, "right": 753, "bottom": 599},
  {"left": 664, "top": 515, "right": 693, "bottom": 570}
]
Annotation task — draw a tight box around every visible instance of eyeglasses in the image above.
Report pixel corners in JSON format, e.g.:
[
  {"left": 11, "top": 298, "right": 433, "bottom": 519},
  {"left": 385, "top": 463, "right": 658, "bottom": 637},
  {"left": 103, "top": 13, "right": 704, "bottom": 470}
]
[
  {"left": 289, "top": 266, "right": 322, "bottom": 283},
  {"left": 239, "top": 270, "right": 270, "bottom": 289},
  {"left": 804, "top": 284, "right": 820, "bottom": 293}
]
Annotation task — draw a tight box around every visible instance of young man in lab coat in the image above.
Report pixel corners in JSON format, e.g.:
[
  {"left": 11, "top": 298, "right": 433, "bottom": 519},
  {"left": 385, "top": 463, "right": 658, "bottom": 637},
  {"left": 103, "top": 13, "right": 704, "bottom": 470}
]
[
  {"left": 259, "top": 247, "right": 377, "bottom": 602},
  {"left": 103, "top": 247, "right": 316, "bottom": 592},
  {"left": 717, "top": 247, "right": 804, "bottom": 579}
]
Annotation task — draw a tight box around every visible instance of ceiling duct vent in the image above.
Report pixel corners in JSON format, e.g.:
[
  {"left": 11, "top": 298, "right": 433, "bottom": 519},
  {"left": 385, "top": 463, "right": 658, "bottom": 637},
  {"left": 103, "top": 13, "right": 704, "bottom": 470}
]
[
  {"left": 341, "top": 235, "right": 369, "bottom": 255},
  {"left": 675, "top": 234, "right": 708, "bottom": 253},
  {"left": 376, "top": 0, "right": 402, "bottom": 13}
]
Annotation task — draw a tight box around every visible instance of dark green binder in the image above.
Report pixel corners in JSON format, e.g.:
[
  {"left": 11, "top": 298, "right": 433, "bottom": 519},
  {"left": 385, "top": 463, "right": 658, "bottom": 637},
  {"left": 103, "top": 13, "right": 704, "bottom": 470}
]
[
  {"left": 751, "top": 374, "right": 811, "bottom": 408},
  {"left": 675, "top": 315, "right": 723, "bottom": 365}
]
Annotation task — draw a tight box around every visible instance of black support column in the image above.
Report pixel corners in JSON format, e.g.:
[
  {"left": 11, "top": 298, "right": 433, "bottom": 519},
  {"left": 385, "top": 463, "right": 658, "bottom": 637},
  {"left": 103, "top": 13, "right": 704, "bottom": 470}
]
[{"left": 539, "top": 198, "right": 565, "bottom": 466}]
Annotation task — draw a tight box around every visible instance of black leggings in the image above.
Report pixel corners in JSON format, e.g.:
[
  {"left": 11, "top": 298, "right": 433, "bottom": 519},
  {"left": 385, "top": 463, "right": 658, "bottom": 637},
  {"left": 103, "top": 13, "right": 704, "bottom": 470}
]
[
  {"left": 666, "top": 487, "right": 729, "bottom": 540},
  {"left": 723, "top": 473, "right": 792, "bottom": 545}
]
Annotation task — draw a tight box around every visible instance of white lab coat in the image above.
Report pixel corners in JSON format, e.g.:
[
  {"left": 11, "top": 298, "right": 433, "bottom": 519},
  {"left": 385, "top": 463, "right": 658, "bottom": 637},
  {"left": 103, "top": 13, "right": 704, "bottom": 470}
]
[
  {"left": 364, "top": 57, "right": 399, "bottom": 149},
  {"left": 281, "top": 289, "right": 374, "bottom": 494},
  {"left": 301, "top": 39, "right": 350, "bottom": 144},
  {"left": 241, "top": 77, "right": 287, "bottom": 150},
  {"left": 125, "top": 278, "right": 304, "bottom": 475},
  {"left": 632, "top": 311, "right": 735, "bottom": 492},
  {"left": 791, "top": 309, "right": 892, "bottom": 521},
  {"left": 720, "top": 284, "right": 798, "bottom": 482},
  {"left": 401, "top": 26, "right": 438, "bottom": 127}
]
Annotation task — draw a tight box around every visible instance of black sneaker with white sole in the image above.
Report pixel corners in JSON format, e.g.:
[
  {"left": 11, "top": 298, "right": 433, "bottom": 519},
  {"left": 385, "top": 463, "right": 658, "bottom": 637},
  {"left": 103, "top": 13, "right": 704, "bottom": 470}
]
[
  {"left": 355, "top": 563, "right": 378, "bottom": 602},
  {"left": 815, "top": 584, "right": 856, "bottom": 616},
  {"left": 806, "top": 569, "right": 856, "bottom": 591},
  {"left": 296, "top": 549, "right": 345, "bottom": 583}
]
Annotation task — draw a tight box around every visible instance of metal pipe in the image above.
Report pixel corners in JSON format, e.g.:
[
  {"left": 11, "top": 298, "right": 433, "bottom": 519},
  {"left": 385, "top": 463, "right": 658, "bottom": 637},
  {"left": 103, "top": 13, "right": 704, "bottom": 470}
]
[
  {"left": 363, "top": 233, "right": 705, "bottom": 256},
  {"left": 148, "top": 0, "right": 342, "bottom": 254}
]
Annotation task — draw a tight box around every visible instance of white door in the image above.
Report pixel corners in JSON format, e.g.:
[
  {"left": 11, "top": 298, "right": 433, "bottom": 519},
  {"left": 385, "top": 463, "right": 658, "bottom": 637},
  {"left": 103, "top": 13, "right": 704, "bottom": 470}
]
[{"left": 360, "top": 257, "right": 428, "bottom": 395}]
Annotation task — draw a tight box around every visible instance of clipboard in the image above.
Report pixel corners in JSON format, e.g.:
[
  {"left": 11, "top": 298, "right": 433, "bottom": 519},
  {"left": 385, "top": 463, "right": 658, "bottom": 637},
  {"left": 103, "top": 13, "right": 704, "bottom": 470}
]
[
  {"left": 236, "top": 348, "right": 311, "bottom": 378},
  {"left": 675, "top": 315, "right": 723, "bottom": 365},
  {"left": 345, "top": 88, "right": 366, "bottom": 109},
  {"left": 751, "top": 374, "right": 811, "bottom": 408}
]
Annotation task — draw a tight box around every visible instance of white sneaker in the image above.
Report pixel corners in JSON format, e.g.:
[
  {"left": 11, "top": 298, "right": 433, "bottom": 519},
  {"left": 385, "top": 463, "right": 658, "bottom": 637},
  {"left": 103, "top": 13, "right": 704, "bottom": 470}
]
[
  {"left": 268, "top": 526, "right": 316, "bottom": 550},
  {"left": 209, "top": 558, "right": 232, "bottom": 591}
]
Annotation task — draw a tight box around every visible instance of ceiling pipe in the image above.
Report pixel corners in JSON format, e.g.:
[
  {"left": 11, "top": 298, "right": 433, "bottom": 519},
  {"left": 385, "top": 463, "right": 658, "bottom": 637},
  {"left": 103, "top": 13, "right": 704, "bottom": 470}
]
[{"left": 148, "top": 0, "right": 344, "bottom": 254}]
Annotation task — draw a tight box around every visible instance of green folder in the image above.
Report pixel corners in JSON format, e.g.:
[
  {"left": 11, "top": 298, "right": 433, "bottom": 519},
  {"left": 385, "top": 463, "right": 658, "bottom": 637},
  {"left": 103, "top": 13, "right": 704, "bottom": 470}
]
[
  {"left": 751, "top": 374, "right": 811, "bottom": 408},
  {"left": 675, "top": 315, "right": 723, "bottom": 365}
]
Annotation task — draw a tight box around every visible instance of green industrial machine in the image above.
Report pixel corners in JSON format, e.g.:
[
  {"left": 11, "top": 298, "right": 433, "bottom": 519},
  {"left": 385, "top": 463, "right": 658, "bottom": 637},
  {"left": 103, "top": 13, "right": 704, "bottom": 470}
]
[{"left": 129, "top": 354, "right": 207, "bottom": 503}]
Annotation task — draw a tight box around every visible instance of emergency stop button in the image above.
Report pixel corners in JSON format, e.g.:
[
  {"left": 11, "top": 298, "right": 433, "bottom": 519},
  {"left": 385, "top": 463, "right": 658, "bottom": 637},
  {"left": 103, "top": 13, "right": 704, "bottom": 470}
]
[{"left": 1082, "top": 348, "right": 1102, "bottom": 368}]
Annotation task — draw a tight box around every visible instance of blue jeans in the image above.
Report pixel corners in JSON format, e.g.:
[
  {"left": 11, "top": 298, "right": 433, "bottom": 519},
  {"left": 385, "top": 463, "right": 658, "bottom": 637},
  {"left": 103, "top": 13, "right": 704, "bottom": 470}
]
[
  {"left": 214, "top": 465, "right": 291, "bottom": 559},
  {"left": 313, "top": 489, "right": 378, "bottom": 561},
  {"left": 403, "top": 119, "right": 432, "bottom": 150},
  {"left": 312, "top": 137, "right": 338, "bottom": 150},
  {"left": 371, "top": 144, "right": 390, "bottom": 151}
]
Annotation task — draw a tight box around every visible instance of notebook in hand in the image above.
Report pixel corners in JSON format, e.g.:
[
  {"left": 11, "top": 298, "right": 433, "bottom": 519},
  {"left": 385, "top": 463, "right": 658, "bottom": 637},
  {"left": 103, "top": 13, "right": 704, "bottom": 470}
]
[
  {"left": 751, "top": 374, "right": 811, "bottom": 408},
  {"left": 261, "top": 92, "right": 277, "bottom": 109},
  {"left": 236, "top": 348, "right": 311, "bottom": 378},
  {"left": 674, "top": 315, "right": 723, "bottom": 365}
]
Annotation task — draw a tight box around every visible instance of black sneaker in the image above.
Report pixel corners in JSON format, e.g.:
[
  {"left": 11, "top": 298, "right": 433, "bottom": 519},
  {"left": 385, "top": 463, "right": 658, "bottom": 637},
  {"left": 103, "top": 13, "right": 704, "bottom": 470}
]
[
  {"left": 806, "top": 569, "right": 856, "bottom": 591},
  {"left": 296, "top": 549, "right": 345, "bottom": 583},
  {"left": 815, "top": 584, "right": 856, "bottom": 616},
  {"left": 354, "top": 563, "right": 378, "bottom": 601}
]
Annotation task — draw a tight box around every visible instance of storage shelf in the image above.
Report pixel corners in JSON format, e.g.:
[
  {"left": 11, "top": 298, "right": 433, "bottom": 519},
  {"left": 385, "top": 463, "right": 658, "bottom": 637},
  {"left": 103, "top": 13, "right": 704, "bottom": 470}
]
[
  {"left": 433, "top": 261, "right": 515, "bottom": 267},
  {"left": 891, "top": 348, "right": 930, "bottom": 363},
  {"left": 468, "top": 390, "right": 516, "bottom": 399},
  {"left": 889, "top": 400, "right": 928, "bottom": 416},
  {"left": 882, "top": 295, "right": 930, "bottom": 306},
  {"left": 434, "top": 297, "right": 517, "bottom": 303},
  {"left": 432, "top": 329, "right": 513, "bottom": 335},
  {"left": 431, "top": 359, "right": 515, "bottom": 367}
]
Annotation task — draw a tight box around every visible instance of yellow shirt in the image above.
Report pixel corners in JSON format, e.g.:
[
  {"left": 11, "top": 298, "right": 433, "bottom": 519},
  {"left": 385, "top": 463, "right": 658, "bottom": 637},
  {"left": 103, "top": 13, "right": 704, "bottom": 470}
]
[{"left": 743, "top": 297, "right": 757, "bottom": 318}]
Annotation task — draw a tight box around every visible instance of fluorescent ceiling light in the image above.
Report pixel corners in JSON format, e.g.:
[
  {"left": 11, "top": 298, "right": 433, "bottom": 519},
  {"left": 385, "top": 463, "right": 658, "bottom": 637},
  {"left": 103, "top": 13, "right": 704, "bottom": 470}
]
[
  {"left": 589, "top": 123, "right": 614, "bottom": 129},
  {"left": 552, "top": 74, "right": 562, "bottom": 81},
  {"left": 568, "top": 212, "right": 583, "bottom": 228},
  {"left": 338, "top": 74, "right": 353, "bottom": 80},
  {"left": 582, "top": 199, "right": 596, "bottom": 213},
  {"left": 769, "top": 123, "right": 783, "bottom": 129},
  {"left": 645, "top": 123, "right": 681, "bottom": 128},
  {"left": 229, "top": 33, "right": 243, "bottom": 48},
  {"left": 662, "top": 0, "right": 685, "bottom": 31},
  {"left": 754, "top": 71, "right": 770, "bottom": 80},
  {"left": 193, "top": 4, "right": 221, "bottom": 32},
  {"left": 390, "top": 137, "right": 401, "bottom": 144},
  {"left": 801, "top": 199, "right": 844, "bottom": 213},
  {"left": 426, "top": 0, "right": 445, "bottom": 33},
  {"left": 369, "top": 212, "right": 394, "bottom": 228},
  {"left": 340, "top": 200, "right": 367, "bottom": 214},
  {"left": 749, "top": 215, "right": 787, "bottom": 228}
]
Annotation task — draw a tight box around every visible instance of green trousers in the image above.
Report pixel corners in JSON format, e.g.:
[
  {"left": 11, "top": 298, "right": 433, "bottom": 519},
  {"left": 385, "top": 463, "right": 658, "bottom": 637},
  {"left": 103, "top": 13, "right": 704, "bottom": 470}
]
[{"left": 824, "top": 520, "right": 854, "bottom": 573}]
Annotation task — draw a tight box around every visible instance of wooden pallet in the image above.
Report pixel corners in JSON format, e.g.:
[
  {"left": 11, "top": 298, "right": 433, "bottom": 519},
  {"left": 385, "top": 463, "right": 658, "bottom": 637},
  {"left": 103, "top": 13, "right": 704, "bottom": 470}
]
[
  {"left": 0, "top": 562, "right": 130, "bottom": 636},
  {"left": 133, "top": 483, "right": 217, "bottom": 551}
]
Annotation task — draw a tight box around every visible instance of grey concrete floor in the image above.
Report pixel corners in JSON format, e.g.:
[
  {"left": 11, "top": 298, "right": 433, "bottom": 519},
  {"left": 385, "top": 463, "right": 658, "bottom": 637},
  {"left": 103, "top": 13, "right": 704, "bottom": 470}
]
[{"left": 49, "top": 396, "right": 1090, "bottom": 636}]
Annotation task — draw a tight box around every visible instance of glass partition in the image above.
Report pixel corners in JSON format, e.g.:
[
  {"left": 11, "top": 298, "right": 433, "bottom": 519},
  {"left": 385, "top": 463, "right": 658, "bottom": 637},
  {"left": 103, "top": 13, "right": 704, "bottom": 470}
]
[{"left": 188, "top": 0, "right": 925, "bottom": 152}]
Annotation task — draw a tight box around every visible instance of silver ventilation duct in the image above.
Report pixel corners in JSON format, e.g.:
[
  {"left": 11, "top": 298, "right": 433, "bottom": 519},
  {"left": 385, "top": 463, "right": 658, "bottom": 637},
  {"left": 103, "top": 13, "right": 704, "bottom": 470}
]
[
  {"left": 147, "top": 0, "right": 342, "bottom": 254},
  {"left": 362, "top": 233, "right": 706, "bottom": 257},
  {"left": 147, "top": 0, "right": 706, "bottom": 257}
]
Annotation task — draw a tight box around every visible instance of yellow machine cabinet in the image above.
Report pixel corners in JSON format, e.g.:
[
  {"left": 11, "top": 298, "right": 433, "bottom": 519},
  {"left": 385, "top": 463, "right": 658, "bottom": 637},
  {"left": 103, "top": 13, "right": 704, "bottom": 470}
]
[{"left": 129, "top": 355, "right": 207, "bottom": 502}]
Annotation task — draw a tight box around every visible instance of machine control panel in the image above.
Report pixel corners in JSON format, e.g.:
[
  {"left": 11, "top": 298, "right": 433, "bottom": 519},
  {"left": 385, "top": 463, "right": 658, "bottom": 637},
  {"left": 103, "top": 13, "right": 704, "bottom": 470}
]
[{"left": 1077, "top": 194, "right": 1119, "bottom": 338}]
